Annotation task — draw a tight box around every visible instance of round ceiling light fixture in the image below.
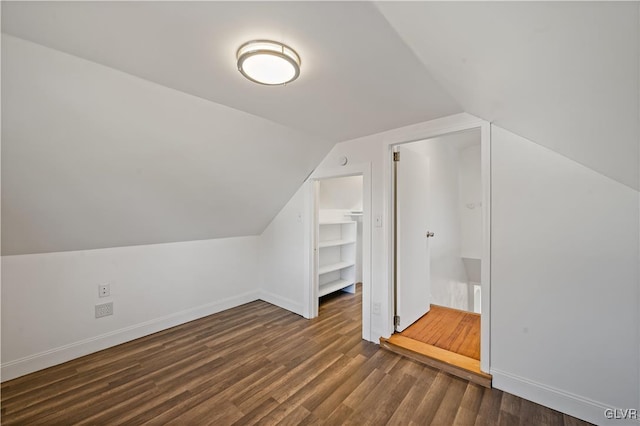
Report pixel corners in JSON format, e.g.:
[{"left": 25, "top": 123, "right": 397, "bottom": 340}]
[{"left": 236, "top": 40, "right": 301, "bottom": 86}]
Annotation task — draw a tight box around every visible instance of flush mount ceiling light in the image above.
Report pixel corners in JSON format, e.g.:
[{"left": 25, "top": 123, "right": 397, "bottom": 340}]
[{"left": 236, "top": 40, "right": 301, "bottom": 86}]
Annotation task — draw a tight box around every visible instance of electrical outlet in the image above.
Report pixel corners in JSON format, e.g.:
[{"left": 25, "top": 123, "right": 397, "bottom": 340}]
[
  {"left": 375, "top": 215, "right": 383, "bottom": 228},
  {"left": 98, "top": 284, "right": 110, "bottom": 298},
  {"left": 95, "top": 302, "right": 113, "bottom": 318},
  {"left": 373, "top": 302, "right": 381, "bottom": 315}
]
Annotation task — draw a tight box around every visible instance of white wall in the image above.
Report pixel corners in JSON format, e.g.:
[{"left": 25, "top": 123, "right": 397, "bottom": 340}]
[
  {"left": 1, "top": 236, "right": 260, "bottom": 381},
  {"left": 258, "top": 186, "right": 308, "bottom": 317},
  {"left": 490, "top": 126, "right": 639, "bottom": 424},
  {"left": 404, "top": 138, "right": 469, "bottom": 311},
  {"left": 319, "top": 176, "right": 363, "bottom": 211},
  {"left": 259, "top": 113, "right": 484, "bottom": 341},
  {"left": 258, "top": 113, "right": 640, "bottom": 425},
  {"left": 376, "top": 2, "right": 640, "bottom": 191},
  {"left": 459, "top": 144, "right": 482, "bottom": 260},
  {"left": 2, "top": 35, "right": 332, "bottom": 255}
]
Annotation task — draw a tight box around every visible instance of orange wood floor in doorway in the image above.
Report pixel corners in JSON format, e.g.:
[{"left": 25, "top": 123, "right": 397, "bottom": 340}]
[{"left": 400, "top": 304, "right": 480, "bottom": 360}]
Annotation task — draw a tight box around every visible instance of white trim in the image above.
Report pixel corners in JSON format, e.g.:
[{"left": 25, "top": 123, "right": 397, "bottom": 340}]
[
  {"left": 371, "top": 328, "right": 388, "bottom": 343},
  {"left": 302, "top": 180, "right": 315, "bottom": 319},
  {"left": 382, "top": 113, "right": 492, "bottom": 373},
  {"left": 259, "top": 290, "right": 304, "bottom": 316},
  {"left": 384, "top": 143, "right": 396, "bottom": 338},
  {"left": 1, "top": 290, "right": 260, "bottom": 382},
  {"left": 311, "top": 163, "right": 368, "bottom": 181},
  {"left": 480, "top": 121, "right": 492, "bottom": 373},
  {"left": 491, "top": 368, "right": 623, "bottom": 425},
  {"left": 379, "top": 113, "right": 486, "bottom": 147},
  {"left": 307, "top": 163, "right": 373, "bottom": 342}
]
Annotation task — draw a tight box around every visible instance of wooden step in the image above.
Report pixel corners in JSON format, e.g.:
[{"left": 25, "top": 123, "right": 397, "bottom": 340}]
[{"left": 380, "top": 334, "right": 492, "bottom": 388}]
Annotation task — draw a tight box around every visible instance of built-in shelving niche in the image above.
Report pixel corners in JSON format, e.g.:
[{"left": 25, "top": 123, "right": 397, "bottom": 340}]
[{"left": 318, "top": 220, "right": 356, "bottom": 297}]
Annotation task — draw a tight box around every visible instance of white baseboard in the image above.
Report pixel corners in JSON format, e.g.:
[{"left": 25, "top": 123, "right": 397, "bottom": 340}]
[
  {"left": 491, "top": 368, "right": 630, "bottom": 426},
  {"left": 371, "top": 328, "right": 389, "bottom": 344},
  {"left": 1, "top": 291, "right": 260, "bottom": 382},
  {"left": 258, "top": 290, "right": 304, "bottom": 316}
]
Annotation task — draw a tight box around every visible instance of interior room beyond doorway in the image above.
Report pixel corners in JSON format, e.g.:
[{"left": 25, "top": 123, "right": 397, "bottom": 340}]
[
  {"left": 383, "top": 128, "right": 489, "bottom": 386},
  {"left": 402, "top": 130, "right": 483, "bottom": 315},
  {"left": 316, "top": 175, "right": 364, "bottom": 314}
]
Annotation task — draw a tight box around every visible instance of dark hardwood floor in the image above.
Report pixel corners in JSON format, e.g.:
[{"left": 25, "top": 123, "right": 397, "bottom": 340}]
[{"left": 1, "top": 285, "right": 591, "bottom": 425}]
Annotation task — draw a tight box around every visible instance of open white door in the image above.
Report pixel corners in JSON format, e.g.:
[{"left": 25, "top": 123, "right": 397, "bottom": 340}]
[{"left": 395, "top": 145, "right": 431, "bottom": 332}]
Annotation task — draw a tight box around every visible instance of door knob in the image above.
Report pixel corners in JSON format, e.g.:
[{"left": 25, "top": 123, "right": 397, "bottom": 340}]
[{"left": 426, "top": 231, "right": 435, "bottom": 238}]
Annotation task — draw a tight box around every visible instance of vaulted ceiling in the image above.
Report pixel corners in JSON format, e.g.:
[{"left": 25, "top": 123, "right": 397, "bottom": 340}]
[
  {"left": 376, "top": 1, "right": 639, "bottom": 191},
  {"left": 2, "top": 1, "right": 638, "bottom": 255},
  {"left": 2, "top": 1, "right": 461, "bottom": 142}
]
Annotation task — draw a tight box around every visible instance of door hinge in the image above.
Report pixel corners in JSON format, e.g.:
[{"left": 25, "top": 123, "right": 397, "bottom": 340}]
[
  {"left": 393, "top": 315, "right": 400, "bottom": 327},
  {"left": 393, "top": 151, "right": 400, "bottom": 162}
]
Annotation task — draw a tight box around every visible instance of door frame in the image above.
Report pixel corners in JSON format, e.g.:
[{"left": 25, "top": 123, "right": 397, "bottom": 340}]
[
  {"left": 385, "top": 119, "right": 491, "bottom": 373},
  {"left": 304, "top": 162, "right": 372, "bottom": 341}
]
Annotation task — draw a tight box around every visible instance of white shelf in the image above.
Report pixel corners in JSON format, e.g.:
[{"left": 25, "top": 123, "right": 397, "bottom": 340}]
[
  {"left": 319, "top": 221, "right": 356, "bottom": 225},
  {"left": 318, "top": 261, "right": 355, "bottom": 275},
  {"left": 317, "top": 213, "right": 357, "bottom": 298},
  {"left": 318, "top": 239, "right": 356, "bottom": 248},
  {"left": 319, "top": 279, "right": 354, "bottom": 297}
]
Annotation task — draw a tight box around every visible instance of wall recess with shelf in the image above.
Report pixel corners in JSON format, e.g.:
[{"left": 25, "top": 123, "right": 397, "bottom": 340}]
[{"left": 317, "top": 216, "right": 357, "bottom": 297}]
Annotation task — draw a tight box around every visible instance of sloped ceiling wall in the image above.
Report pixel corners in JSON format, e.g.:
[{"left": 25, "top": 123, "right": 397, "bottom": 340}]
[
  {"left": 1, "top": 35, "right": 333, "bottom": 255},
  {"left": 376, "top": 1, "right": 640, "bottom": 190},
  {"left": 1, "top": 1, "right": 461, "bottom": 142},
  {"left": 1, "top": 1, "right": 461, "bottom": 256},
  {"left": 2, "top": 1, "right": 638, "bottom": 255}
]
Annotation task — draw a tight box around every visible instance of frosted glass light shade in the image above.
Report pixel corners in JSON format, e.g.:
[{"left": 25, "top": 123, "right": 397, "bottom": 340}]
[{"left": 237, "top": 40, "right": 301, "bottom": 85}]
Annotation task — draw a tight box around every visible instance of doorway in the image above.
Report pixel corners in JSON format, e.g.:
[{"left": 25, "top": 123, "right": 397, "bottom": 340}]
[
  {"left": 385, "top": 126, "right": 491, "bottom": 383},
  {"left": 316, "top": 175, "right": 363, "bottom": 302},
  {"left": 306, "top": 163, "right": 372, "bottom": 341}
]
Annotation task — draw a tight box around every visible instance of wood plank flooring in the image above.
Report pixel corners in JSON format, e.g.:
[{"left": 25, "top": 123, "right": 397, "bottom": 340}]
[
  {"left": 380, "top": 335, "right": 491, "bottom": 388},
  {"left": 401, "top": 305, "right": 481, "bottom": 360},
  {"left": 1, "top": 285, "right": 592, "bottom": 425}
]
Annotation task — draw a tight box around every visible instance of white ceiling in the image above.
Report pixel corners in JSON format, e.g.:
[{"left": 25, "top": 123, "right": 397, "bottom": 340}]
[
  {"left": 376, "top": 1, "right": 640, "bottom": 190},
  {"left": 1, "top": 1, "right": 462, "bottom": 255},
  {"left": 2, "top": 1, "right": 638, "bottom": 255},
  {"left": 1, "top": 1, "right": 461, "bottom": 142},
  {"left": 2, "top": 35, "right": 332, "bottom": 255}
]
